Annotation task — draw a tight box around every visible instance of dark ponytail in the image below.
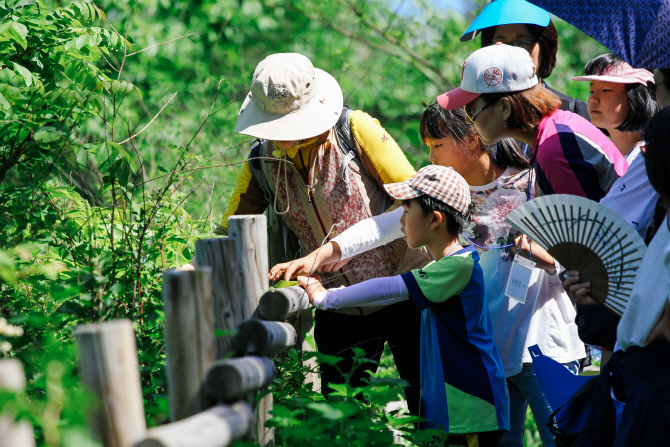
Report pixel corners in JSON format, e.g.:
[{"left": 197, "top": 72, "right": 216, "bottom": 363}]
[
  {"left": 490, "top": 139, "right": 529, "bottom": 169},
  {"left": 420, "top": 102, "right": 528, "bottom": 169}
]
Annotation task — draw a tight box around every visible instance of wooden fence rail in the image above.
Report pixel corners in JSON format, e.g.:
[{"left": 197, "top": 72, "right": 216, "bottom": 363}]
[{"left": 133, "top": 402, "right": 253, "bottom": 447}]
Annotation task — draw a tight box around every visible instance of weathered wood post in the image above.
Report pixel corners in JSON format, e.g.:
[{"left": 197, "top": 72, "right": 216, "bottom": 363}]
[
  {"left": 195, "top": 238, "right": 244, "bottom": 359},
  {"left": 74, "top": 319, "right": 146, "bottom": 447},
  {"left": 0, "top": 359, "right": 35, "bottom": 447},
  {"left": 133, "top": 402, "right": 253, "bottom": 447},
  {"left": 228, "top": 215, "right": 269, "bottom": 320},
  {"left": 163, "top": 268, "right": 215, "bottom": 421},
  {"left": 228, "top": 215, "right": 274, "bottom": 447}
]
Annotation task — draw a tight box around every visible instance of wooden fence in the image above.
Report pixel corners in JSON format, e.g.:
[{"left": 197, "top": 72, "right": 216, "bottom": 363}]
[{"left": 0, "top": 215, "right": 315, "bottom": 447}]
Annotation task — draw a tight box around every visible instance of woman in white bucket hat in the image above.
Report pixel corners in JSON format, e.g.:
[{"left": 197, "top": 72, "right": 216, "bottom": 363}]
[{"left": 219, "top": 53, "right": 427, "bottom": 414}]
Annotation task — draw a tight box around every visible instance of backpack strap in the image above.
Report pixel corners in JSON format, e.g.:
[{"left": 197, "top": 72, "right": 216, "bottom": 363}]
[
  {"left": 248, "top": 138, "right": 274, "bottom": 203},
  {"left": 334, "top": 106, "right": 367, "bottom": 196},
  {"left": 569, "top": 97, "right": 576, "bottom": 114}
]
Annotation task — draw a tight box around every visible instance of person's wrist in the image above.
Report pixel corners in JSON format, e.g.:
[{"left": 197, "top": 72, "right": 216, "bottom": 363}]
[{"left": 311, "top": 289, "right": 328, "bottom": 309}]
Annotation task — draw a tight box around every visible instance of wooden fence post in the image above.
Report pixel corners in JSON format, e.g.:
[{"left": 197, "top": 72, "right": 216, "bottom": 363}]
[
  {"left": 195, "top": 238, "right": 244, "bottom": 359},
  {"left": 74, "top": 319, "right": 146, "bottom": 447},
  {"left": 228, "top": 215, "right": 269, "bottom": 320},
  {"left": 163, "top": 268, "right": 215, "bottom": 422},
  {"left": 133, "top": 402, "right": 252, "bottom": 447},
  {"left": 228, "top": 215, "right": 273, "bottom": 447},
  {"left": 0, "top": 359, "right": 35, "bottom": 447}
]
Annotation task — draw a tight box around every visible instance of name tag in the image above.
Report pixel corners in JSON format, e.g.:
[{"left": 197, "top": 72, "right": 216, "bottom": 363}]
[{"left": 505, "top": 255, "right": 536, "bottom": 304}]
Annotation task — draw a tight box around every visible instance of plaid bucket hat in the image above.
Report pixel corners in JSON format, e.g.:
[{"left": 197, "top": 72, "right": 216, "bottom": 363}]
[{"left": 384, "top": 165, "right": 471, "bottom": 215}]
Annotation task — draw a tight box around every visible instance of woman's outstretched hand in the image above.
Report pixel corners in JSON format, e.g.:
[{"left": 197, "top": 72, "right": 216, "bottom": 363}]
[
  {"left": 268, "top": 241, "right": 344, "bottom": 281},
  {"left": 297, "top": 274, "right": 327, "bottom": 304},
  {"left": 562, "top": 270, "right": 598, "bottom": 305}
]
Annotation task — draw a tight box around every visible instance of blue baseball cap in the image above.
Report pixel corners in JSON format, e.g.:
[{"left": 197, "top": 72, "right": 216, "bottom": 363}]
[{"left": 460, "top": 0, "right": 551, "bottom": 42}]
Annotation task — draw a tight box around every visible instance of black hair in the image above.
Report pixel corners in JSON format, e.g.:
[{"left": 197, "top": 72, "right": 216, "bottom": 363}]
[
  {"left": 582, "top": 53, "right": 660, "bottom": 132},
  {"left": 644, "top": 107, "right": 670, "bottom": 203},
  {"left": 659, "top": 69, "right": 670, "bottom": 83},
  {"left": 402, "top": 195, "right": 474, "bottom": 235},
  {"left": 481, "top": 22, "right": 558, "bottom": 79},
  {"left": 420, "top": 102, "right": 529, "bottom": 169}
]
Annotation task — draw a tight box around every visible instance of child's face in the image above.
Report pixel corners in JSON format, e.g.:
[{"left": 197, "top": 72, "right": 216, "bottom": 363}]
[
  {"left": 425, "top": 136, "right": 469, "bottom": 172},
  {"left": 588, "top": 81, "right": 630, "bottom": 131},
  {"left": 400, "top": 201, "right": 435, "bottom": 249}
]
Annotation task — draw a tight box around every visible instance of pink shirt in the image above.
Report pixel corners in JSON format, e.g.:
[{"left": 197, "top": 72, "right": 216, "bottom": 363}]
[{"left": 531, "top": 109, "right": 628, "bottom": 200}]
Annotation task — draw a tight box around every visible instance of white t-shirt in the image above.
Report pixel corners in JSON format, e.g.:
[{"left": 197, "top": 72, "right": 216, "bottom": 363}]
[
  {"left": 599, "top": 143, "right": 659, "bottom": 239},
  {"left": 617, "top": 217, "right": 670, "bottom": 350},
  {"left": 332, "top": 167, "right": 585, "bottom": 377}
]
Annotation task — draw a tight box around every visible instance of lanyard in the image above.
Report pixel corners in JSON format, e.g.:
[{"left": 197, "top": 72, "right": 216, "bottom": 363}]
[{"left": 445, "top": 244, "right": 463, "bottom": 258}]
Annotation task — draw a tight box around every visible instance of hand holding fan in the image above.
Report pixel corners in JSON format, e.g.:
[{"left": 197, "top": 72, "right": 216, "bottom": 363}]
[{"left": 505, "top": 194, "right": 647, "bottom": 316}]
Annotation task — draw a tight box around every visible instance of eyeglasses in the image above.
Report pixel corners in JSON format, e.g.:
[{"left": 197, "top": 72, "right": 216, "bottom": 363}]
[
  {"left": 498, "top": 39, "right": 540, "bottom": 50},
  {"left": 464, "top": 100, "right": 498, "bottom": 122}
]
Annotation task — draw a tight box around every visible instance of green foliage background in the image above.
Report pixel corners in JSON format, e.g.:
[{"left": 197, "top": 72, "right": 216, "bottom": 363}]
[{"left": 0, "top": 0, "right": 605, "bottom": 445}]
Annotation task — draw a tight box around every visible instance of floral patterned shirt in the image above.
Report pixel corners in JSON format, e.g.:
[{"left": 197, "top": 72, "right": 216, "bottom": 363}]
[{"left": 463, "top": 167, "right": 533, "bottom": 256}]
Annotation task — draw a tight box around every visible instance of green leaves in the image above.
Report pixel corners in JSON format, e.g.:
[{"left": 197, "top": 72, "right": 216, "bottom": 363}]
[
  {"left": 34, "top": 126, "right": 62, "bottom": 142},
  {"left": 103, "top": 79, "right": 135, "bottom": 96},
  {"left": 10, "top": 62, "right": 32, "bottom": 87}
]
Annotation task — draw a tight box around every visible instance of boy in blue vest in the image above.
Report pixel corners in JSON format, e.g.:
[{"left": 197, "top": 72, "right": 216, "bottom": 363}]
[{"left": 299, "top": 165, "right": 510, "bottom": 447}]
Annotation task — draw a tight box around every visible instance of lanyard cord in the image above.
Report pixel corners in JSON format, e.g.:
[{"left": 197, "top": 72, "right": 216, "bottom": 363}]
[
  {"left": 445, "top": 243, "right": 463, "bottom": 258},
  {"left": 273, "top": 148, "right": 291, "bottom": 215},
  {"left": 298, "top": 148, "right": 313, "bottom": 202}
]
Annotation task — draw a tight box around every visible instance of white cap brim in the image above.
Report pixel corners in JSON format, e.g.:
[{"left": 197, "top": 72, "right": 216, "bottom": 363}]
[
  {"left": 572, "top": 74, "right": 652, "bottom": 85},
  {"left": 235, "top": 68, "right": 344, "bottom": 141}
]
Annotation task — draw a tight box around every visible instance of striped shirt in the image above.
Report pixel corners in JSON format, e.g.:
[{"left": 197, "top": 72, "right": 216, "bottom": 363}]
[{"left": 531, "top": 109, "right": 628, "bottom": 200}]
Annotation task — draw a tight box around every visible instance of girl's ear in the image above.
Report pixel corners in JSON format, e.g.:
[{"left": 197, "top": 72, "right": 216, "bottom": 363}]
[
  {"left": 464, "top": 132, "right": 480, "bottom": 150},
  {"left": 501, "top": 97, "right": 512, "bottom": 122},
  {"left": 430, "top": 210, "right": 444, "bottom": 230}
]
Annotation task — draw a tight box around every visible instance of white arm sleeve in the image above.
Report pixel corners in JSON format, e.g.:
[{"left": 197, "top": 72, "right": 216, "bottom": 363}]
[
  {"left": 311, "top": 275, "right": 409, "bottom": 310},
  {"left": 330, "top": 207, "right": 404, "bottom": 261}
]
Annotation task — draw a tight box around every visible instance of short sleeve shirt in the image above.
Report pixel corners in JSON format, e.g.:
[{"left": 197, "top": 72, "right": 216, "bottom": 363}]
[{"left": 400, "top": 246, "right": 509, "bottom": 433}]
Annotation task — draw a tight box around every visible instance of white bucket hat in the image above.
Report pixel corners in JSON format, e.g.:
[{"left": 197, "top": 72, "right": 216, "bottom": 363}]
[{"left": 235, "top": 53, "right": 344, "bottom": 141}]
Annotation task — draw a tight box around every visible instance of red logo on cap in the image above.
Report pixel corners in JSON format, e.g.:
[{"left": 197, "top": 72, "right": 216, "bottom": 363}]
[
  {"left": 461, "top": 60, "right": 467, "bottom": 81},
  {"left": 484, "top": 67, "right": 503, "bottom": 87}
]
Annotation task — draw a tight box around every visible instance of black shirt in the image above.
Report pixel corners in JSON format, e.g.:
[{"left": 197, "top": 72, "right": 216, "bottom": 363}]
[{"left": 546, "top": 85, "right": 591, "bottom": 122}]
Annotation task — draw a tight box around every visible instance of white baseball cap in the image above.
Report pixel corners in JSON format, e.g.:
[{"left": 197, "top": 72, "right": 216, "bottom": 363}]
[
  {"left": 437, "top": 43, "right": 538, "bottom": 110},
  {"left": 235, "top": 53, "right": 344, "bottom": 141}
]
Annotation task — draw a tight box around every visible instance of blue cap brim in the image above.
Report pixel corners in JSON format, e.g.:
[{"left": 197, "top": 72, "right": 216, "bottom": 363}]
[{"left": 460, "top": 0, "right": 551, "bottom": 42}]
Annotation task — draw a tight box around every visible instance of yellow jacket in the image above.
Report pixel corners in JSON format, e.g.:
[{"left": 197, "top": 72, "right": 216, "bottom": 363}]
[{"left": 219, "top": 110, "right": 415, "bottom": 232}]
